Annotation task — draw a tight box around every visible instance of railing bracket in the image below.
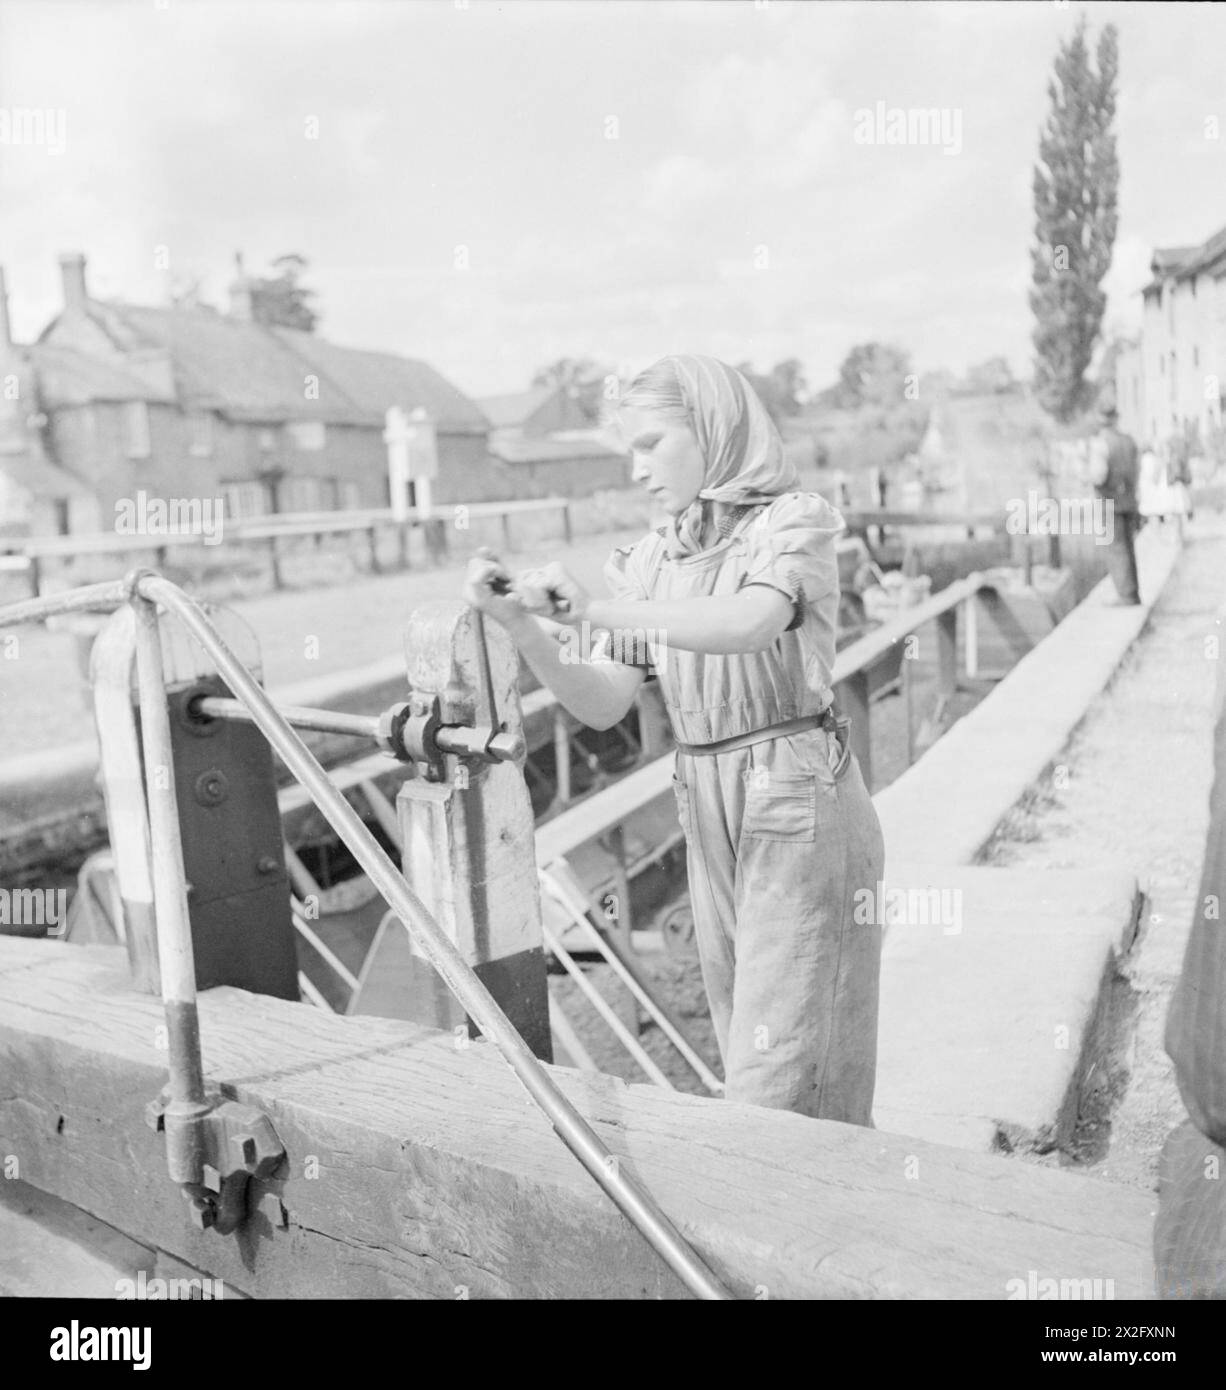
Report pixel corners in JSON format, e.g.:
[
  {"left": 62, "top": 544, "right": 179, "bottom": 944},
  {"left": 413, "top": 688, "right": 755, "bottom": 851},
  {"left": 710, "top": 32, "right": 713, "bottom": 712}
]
[{"left": 146, "top": 1089, "right": 287, "bottom": 1236}]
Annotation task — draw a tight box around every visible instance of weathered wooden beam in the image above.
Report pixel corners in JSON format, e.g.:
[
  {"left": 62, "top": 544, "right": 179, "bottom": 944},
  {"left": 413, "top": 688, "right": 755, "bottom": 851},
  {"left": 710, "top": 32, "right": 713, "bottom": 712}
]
[{"left": 0, "top": 937, "right": 1156, "bottom": 1299}]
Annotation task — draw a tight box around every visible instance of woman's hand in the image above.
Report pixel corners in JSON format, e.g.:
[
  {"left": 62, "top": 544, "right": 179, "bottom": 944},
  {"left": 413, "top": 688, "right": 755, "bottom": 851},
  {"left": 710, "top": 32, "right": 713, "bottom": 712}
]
[
  {"left": 515, "top": 562, "right": 589, "bottom": 626},
  {"left": 463, "top": 549, "right": 531, "bottom": 628}
]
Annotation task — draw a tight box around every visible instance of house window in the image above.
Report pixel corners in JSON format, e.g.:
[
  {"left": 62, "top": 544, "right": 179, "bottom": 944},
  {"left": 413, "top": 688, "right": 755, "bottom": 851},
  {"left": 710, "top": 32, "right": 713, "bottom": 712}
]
[
  {"left": 187, "top": 412, "right": 213, "bottom": 457},
  {"left": 124, "top": 401, "right": 151, "bottom": 459},
  {"left": 221, "top": 481, "right": 268, "bottom": 521},
  {"left": 286, "top": 420, "right": 326, "bottom": 451}
]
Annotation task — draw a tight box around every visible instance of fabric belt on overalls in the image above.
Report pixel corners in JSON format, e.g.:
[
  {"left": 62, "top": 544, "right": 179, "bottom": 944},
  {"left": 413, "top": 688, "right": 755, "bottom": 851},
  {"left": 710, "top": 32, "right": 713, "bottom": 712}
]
[{"left": 672, "top": 702, "right": 850, "bottom": 757}]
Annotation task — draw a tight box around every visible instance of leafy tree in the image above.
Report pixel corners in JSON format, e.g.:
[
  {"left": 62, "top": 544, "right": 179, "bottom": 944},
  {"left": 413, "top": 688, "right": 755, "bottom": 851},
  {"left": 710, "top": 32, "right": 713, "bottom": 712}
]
[
  {"left": 248, "top": 252, "right": 319, "bottom": 333},
  {"left": 965, "top": 356, "right": 1016, "bottom": 394},
  {"left": 1029, "top": 15, "right": 1119, "bottom": 422},
  {"left": 531, "top": 357, "right": 612, "bottom": 423},
  {"left": 168, "top": 272, "right": 209, "bottom": 309},
  {"left": 918, "top": 367, "right": 957, "bottom": 399},
  {"left": 1093, "top": 329, "right": 1133, "bottom": 408},
  {"left": 768, "top": 358, "right": 808, "bottom": 416},
  {"left": 734, "top": 359, "right": 809, "bottom": 425},
  {"left": 835, "top": 342, "right": 912, "bottom": 411},
  {"left": 532, "top": 356, "right": 595, "bottom": 391}
]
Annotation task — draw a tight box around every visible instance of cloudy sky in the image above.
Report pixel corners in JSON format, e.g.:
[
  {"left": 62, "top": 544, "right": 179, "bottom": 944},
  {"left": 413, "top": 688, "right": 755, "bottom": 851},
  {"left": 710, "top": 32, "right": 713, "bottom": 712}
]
[{"left": 1, "top": 0, "right": 1223, "bottom": 398}]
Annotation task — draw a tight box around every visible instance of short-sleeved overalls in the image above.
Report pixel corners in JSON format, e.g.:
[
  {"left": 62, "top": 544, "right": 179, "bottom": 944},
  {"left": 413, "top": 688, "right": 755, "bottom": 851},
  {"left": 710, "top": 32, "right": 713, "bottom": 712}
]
[{"left": 604, "top": 493, "right": 885, "bottom": 1124}]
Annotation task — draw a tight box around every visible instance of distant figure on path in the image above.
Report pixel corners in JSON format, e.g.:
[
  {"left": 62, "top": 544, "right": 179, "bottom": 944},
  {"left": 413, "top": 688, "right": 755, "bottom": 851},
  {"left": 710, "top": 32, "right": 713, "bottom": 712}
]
[
  {"left": 1165, "top": 434, "right": 1194, "bottom": 535},
  {"left": 1139, "top": 436, "right": 1191, "bottom": 539},
  {"left": 1089, "top": 402, "right": 1141, "bottom": 606},
  {"left": 1137, "top": 441, "right": 1159, "bottom": 525}
]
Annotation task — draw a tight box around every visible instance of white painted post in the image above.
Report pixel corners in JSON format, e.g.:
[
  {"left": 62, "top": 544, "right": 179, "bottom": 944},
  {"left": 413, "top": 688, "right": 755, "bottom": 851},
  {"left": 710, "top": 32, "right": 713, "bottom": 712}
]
[
  {"left": 407, "top": 407, "right": 438, "bottom": 521},
  {"left": 416, "top": 474, "right": 433, "bottom": 521},
  {"left": 383, "top": 405, "right": 410, "bottom": 521}
]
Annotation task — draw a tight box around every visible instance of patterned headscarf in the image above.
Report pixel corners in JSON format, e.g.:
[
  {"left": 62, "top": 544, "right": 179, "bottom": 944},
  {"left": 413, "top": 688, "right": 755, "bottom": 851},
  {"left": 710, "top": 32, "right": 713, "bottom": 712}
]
[{"left": 661, "top": 355, "right": 799, "bottom": 557}]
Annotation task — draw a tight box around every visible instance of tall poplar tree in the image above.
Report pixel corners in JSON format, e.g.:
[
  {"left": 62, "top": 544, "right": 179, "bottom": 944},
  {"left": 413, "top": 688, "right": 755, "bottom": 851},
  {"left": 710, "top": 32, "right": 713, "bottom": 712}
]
[{"left": 1029, "top": 16, "right": 1119, "bottom": 422}]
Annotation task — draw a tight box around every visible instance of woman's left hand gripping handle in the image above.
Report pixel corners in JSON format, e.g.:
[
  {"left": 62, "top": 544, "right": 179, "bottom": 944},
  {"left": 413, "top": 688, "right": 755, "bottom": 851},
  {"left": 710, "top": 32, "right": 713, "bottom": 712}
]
[
  {"left": 516, "top": 561, "right": 582, "bottom": 623},
  {"left": 464, "top": 548, "right": 527, "bottom": 626}
]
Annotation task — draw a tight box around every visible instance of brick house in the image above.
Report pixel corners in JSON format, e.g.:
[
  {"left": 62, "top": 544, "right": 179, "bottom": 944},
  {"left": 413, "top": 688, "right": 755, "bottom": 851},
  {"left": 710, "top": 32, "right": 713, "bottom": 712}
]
[
  {"left": 1115, "top": 223, "right": 1226, "bottom": 452},
  {"left": 1, "top": 253, "right": 508, "bottom": 535},
  {"left": 0, "top": 267, "right": 100, "bottom": 536}
]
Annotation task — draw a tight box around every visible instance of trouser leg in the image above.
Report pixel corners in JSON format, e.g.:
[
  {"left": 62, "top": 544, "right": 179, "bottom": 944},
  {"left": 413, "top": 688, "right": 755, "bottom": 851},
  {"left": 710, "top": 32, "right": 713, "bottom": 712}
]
[
  {"left": 672, "top": 757, "right": 737, "bottom": 1062},
  {"left": 727, "top": 746, "right": 884, "bottom": 1125},
  {"left": 1123, "top": 513, "right": 1140, "bottom": 599},
  {"left": 1106, "top": 512, "right": 1140, "bottom": 600}
]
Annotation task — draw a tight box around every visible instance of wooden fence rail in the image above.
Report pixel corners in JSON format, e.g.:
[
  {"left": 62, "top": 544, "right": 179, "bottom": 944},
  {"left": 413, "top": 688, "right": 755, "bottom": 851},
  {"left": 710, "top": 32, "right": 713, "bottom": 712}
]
[{"left": 0, "top": 497, "right": 573, "bottom": 597}]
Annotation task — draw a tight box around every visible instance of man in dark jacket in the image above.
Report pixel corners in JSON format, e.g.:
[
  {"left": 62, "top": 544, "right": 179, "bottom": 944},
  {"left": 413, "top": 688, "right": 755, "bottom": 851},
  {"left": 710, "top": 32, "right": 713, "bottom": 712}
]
[{"left": 1090, "top": 403, "right": 1141, "bottom": 605}]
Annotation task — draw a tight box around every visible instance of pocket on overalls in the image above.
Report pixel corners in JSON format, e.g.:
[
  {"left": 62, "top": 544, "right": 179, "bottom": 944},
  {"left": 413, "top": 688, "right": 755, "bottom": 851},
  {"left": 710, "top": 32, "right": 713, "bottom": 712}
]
[
  {"left": 781, "top": 725, "right": 851, "bottom": 786},
  {"left": 742, "top": 772, "right": 817, "bottom": 842},
  {"left": 828, "top": 717, "right": 853, "bottom": 782}
]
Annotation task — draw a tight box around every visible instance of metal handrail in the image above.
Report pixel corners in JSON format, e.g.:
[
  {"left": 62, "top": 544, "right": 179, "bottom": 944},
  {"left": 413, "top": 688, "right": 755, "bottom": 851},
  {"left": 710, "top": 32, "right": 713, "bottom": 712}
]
[
  {"left": 831, "top": 570, "right": 996, "bottom": 685},
  {"left": 0, "top": 571, "right": 731, "bottom": 1300},
  {"left": 190, "top": 694, "right": 524, "bottom": 762},
  {"left": 539, "top": 863, "right": 724, "bottom": 1095}
]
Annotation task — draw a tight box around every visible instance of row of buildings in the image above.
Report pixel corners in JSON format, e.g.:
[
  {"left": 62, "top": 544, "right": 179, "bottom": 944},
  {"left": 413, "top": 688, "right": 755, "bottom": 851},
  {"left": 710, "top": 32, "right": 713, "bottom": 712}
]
[
  {"left": 1114, "top": 220, "right": 1226, "bottom": 456},
  {"left": 0, "top": 255, "right": 630, "bottom": 538}
]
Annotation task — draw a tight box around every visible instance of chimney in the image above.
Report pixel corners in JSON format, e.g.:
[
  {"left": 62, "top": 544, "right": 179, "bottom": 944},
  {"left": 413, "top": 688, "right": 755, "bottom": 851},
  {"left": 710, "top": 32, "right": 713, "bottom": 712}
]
[
  {"left": 228, "top": 249, "right": 253, "bottom": 321},
  {"left": 0, "top": 266, "right": 11, "bottom": 348},
  {"left": 58, "top": 251, "right": 88, "bottom": 316}
]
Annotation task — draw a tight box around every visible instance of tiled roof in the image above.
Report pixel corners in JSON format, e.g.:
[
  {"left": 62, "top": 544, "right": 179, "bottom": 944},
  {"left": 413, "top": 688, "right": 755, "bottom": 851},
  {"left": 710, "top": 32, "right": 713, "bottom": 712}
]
[
  {"left": 475, "top": 385, "right": 558, "bottom": 429},
  {"left": 488, "top": 434, "right": 628, "bottom": 466},
  {"left": 1145, "top": 224, "right": 1226, "bottom": 291},
  {"left": 34, "top": 301, "right": 489, "bottom": 432},
  {"left": 1181, "top": 224, "right": 1226, "bottom": 277},
  {"left": 0, "top": 450, "right": 93, "bottom": 499},
  {"left": 276, "top": 327, "right": 490, "bottom": 433},
  {"left": 26, "top": 341, "right": 177, "bottom": 408},
  {"left": 107, "top": 304, "right": 350, "bottom": 423},
  {"left": 1152, "top": 246, "right": 1198, "bottom": 274}
]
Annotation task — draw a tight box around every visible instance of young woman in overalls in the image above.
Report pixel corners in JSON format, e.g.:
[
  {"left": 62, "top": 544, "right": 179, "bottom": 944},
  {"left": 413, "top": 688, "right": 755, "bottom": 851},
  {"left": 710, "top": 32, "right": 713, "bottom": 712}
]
[{"left": 465, "top": 354, "right": 885, "bottom": 1125}]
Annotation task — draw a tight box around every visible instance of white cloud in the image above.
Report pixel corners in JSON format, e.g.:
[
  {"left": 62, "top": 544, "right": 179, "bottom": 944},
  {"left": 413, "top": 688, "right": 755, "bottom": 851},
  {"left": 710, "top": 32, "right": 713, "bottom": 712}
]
[{"left": 2, "top": 0, "right": 1223, "bottom": 397}]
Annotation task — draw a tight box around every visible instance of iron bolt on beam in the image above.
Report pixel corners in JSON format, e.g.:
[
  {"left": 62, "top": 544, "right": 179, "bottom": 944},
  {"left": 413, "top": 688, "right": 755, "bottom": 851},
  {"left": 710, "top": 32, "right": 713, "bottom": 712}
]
[
  {"left": 193, "top": 769, "right": 229, "bottom": 806},
  {"left": 250, "top": 1189, "right": 288, "bottom": 1230},
  {"left": 146, "top": 1088, "right": 287, "bottom": 1237},
  {"left": 187, "top": 1191, "right": 216, "bottom": 1232}
]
